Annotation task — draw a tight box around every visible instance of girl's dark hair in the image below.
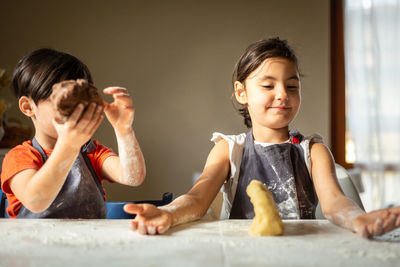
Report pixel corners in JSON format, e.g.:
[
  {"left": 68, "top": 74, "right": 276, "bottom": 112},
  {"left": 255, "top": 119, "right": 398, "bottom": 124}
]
[
  {"left": 12, "top": 48, "right": 93, "bottom": 104},
  {"left": 232, "top": 37, "right": 299, "bottom": 128}
]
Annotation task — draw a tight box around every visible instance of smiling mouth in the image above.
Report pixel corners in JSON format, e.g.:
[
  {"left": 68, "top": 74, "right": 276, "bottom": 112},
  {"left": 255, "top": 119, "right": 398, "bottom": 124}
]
[{"left": 269, "top": 106, "right": 291, "bottom": 110}]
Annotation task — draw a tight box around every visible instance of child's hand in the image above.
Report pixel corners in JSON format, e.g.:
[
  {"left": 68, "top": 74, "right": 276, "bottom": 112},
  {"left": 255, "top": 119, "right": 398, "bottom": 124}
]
[
  {"left": 352, "top": 206, "right": 400, "bottom": 238},
  {"left": 103, "top": 87, "right": 134, "bottom": 134},
  {"left": 53, "top": 103, "right": 104, "bottom": 150},
  {"left": 123, "top": 203, "right": 173, "bottom": 235}
]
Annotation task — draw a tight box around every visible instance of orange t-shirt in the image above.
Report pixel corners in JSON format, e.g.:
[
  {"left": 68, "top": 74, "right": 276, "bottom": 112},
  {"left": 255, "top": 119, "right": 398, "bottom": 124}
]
[{"left": 0, "top": 140, "right": 116, "bottom": 218}]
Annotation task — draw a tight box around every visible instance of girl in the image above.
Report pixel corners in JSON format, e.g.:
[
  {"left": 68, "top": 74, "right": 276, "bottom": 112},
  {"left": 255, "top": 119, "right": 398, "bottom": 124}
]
[
  {"left": 124, "top": 38, "right": 400, "bottom": 237},
  {"left": 1, "top": 48, "right": 146, "bottom": 218}
]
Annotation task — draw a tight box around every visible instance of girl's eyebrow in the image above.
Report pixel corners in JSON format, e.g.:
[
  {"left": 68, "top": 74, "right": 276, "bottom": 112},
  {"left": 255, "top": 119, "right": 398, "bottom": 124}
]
[{"left": 259, "top": 75, "right": 299, "bottom": 81}]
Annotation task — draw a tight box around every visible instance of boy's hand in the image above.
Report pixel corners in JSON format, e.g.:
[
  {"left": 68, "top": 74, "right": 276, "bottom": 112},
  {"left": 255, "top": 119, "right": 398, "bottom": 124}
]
[
  {"left": 123, "top": 203, "right": 173, "bottom": 235},
  {"left": 352, "top": 206, "right": 400, "bottom": 238},
  {"left": 103, "top": 87, "right": 134, "bottom": 134},
  {"left": 53, "top": 103, "right": 104, "bottom": 150}
]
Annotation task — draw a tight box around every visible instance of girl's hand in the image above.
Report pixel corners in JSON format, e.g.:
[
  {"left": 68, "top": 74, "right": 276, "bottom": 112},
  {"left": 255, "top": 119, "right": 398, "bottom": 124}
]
[
  {"left": 352, "top": 206, "right": 400, "bottom": 238},
  {"left": 103, "top": 87, "right": 134, "bottom": 134},
  {"left": 123, "top": 203, "right": 173, "bottom": 235},
  {"left": 53, "top": 103, "right": 104, "bottom": 150}
]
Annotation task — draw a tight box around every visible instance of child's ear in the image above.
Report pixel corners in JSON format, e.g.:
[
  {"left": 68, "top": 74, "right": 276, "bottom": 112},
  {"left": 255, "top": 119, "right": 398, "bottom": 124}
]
[
  {"left": 19, "top": 96, "right": 36, "bottom": 118},
  {"left": 234, "top": 81, "right": 247, "bottom": 105}
]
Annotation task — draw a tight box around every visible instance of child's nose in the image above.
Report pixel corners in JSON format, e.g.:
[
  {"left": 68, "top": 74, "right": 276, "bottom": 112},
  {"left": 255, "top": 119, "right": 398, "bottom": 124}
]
[{"left": 275, "top": 86, "right": 288, "bottom": 100}]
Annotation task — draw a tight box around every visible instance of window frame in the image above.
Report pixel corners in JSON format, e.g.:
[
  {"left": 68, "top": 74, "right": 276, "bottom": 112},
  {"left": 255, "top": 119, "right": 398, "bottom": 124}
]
[{"left": 330, "top": 0, "right": 353, "bottom": 169}]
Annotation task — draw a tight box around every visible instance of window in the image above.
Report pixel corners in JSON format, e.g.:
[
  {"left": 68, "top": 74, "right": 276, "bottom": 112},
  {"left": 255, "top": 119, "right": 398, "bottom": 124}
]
[{"left": 344, "top": 0, "right": 400, "bottom": 210}]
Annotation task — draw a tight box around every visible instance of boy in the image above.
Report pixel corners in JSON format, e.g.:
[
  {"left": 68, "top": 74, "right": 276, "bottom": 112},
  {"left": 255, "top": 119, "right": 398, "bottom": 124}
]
[{"left": 1, "top": 48, "right": 146, "bottom": 218}]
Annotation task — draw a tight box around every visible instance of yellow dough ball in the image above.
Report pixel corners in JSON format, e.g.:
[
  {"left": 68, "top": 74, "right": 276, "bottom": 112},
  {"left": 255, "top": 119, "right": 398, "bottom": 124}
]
[{"left": 246, "top": 180, "right": 284, "bottom": 236}]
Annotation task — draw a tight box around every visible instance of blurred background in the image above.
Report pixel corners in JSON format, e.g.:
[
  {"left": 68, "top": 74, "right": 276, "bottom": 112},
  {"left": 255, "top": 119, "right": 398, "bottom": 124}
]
[
  {"left": 3, "top": 0, "right": 399, "bottom": 213},
  {"left": 0, "top": 0, "right": 330, "bottom": 204}
]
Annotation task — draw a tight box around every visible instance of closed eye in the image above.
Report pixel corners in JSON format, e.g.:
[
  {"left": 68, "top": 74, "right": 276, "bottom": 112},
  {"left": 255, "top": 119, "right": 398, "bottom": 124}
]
[{"left": 262, "top": 85, "right": 274, "bottom": 89}]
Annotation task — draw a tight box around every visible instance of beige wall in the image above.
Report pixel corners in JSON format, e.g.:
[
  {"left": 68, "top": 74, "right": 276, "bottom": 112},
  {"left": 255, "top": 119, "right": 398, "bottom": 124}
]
[{"left": 0, "top": 0, "right": 330, "bottom": 201}]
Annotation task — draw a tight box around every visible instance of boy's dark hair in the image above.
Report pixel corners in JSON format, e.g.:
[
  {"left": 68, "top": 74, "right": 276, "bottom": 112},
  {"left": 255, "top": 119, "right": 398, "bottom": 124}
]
[
  {"left": 232, "top": 37, "right": 299, "bottom": 128},
  {"left": 12, "top": 48, "right": 93, "bottom": 104}
]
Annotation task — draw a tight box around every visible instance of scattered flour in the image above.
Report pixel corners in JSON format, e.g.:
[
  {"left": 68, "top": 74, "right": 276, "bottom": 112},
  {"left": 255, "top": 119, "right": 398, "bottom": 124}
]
[
  {"left": 1, "top": 219, "right": 399, "bottom": 267},
  {"left": 116, "top": 131, "right": 144, "bottom": 185}
]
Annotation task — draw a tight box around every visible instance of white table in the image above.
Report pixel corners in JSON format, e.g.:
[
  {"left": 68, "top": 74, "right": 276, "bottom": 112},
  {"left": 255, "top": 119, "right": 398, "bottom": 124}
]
[{"left": 0, "top": 219, "right": 399, "bottom": 267}]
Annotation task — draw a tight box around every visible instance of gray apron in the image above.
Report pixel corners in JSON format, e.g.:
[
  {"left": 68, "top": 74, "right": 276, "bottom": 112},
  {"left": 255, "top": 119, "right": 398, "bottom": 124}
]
[
  {"left": 229, "top": 130, "right": 318, "bottom": 219},
  {"left": 17, "top": 138, "right": 107, "bottom": 219}
]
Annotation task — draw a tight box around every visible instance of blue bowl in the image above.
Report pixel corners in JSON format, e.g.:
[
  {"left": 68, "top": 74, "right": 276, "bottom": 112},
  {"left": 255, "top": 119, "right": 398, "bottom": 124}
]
[
  {"left": 105, "top": 192, "right": 173, "bottom": 219},
  {"left": 106, "top": 202, "right": 136, "bottom": 219}
]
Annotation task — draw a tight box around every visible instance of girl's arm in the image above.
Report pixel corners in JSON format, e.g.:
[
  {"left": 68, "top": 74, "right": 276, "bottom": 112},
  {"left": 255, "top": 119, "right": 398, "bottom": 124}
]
[
  {"left": 9, "top": 103, "right": 103, "bottom": 213},
  {"left": 351, "top": 206, "right": 400, "bottom": 237},
  {"left": 311, "top": 142, "right": 400, "bottom": 237},
  {"left": 100, "top": 87, "right": 146, "bottom": 186},
  {"left": 123, "top": 139, "right": 230, "bottom": 235}
]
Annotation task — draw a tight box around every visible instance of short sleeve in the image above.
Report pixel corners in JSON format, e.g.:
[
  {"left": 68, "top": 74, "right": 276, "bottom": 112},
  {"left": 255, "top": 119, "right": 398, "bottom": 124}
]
[
  {"left": 300, "top": 133, "right": 324, "bottom": 175},
  {"left": 211, "top": 132, "right": 246, "bottom": 219},
  {"left": 1, "top": 141, "right": 43, "bottom": 194},
  {"left": 87, "top": 140, "right": 117, "bottom": 183},
  {"left": 211, "top": 132, "right": 246, "bottom": 184}
]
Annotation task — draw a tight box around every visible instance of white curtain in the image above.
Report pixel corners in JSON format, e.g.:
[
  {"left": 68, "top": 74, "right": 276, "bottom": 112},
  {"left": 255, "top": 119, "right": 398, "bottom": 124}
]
[{"left": 344, "top": 0, "right": 400, "bottom": 211}]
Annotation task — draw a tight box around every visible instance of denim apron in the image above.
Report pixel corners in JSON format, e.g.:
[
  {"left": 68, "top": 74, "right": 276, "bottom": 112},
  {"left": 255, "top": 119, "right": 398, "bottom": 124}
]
[
  {"left": 229, "top": 130, "right": 318, "bottom": 220},
  {"left": 17, "top": 138, "right": 107, "bottom": 219}
]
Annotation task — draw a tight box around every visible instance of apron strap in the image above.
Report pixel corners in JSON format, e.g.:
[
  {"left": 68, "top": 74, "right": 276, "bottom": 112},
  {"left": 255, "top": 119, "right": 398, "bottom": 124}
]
[{"left": 32, "top": 138, "right": 48, "bottom": 161}]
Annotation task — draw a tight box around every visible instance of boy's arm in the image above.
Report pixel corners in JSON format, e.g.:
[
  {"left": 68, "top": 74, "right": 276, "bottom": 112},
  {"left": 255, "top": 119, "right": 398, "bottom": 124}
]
[
  {"left": 101, "top": 129, "right": 146, "bottom": 186},
  {"left": 10, "top": 143, "right": 80, "bottom": 213},
  {"left": 100, "top": 87, "right": 145, "bottom": 186},
  {"left": 310, "top": 142, "right": 400, "bottom": 238},
  {"left": 9, "top": 103, "right": 103, "bottom": 213},
  {"left": 123, "top": 139, "right": 230, "bottom": 235}
]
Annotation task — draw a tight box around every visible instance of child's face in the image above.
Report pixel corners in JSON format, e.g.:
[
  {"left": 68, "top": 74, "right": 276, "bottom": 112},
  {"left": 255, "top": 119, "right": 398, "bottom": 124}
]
[
  {"left": 235, "top": 57, "right": 300, "bottom": 130},
  {"left": 31, "top": 98, "right": 58, "bottom": 139}
]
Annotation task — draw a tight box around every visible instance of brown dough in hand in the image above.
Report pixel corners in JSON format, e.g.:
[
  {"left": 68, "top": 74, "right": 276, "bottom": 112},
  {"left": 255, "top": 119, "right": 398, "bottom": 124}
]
[{"left": 51, "top": 79, "right": 104, "bottom": 123}]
